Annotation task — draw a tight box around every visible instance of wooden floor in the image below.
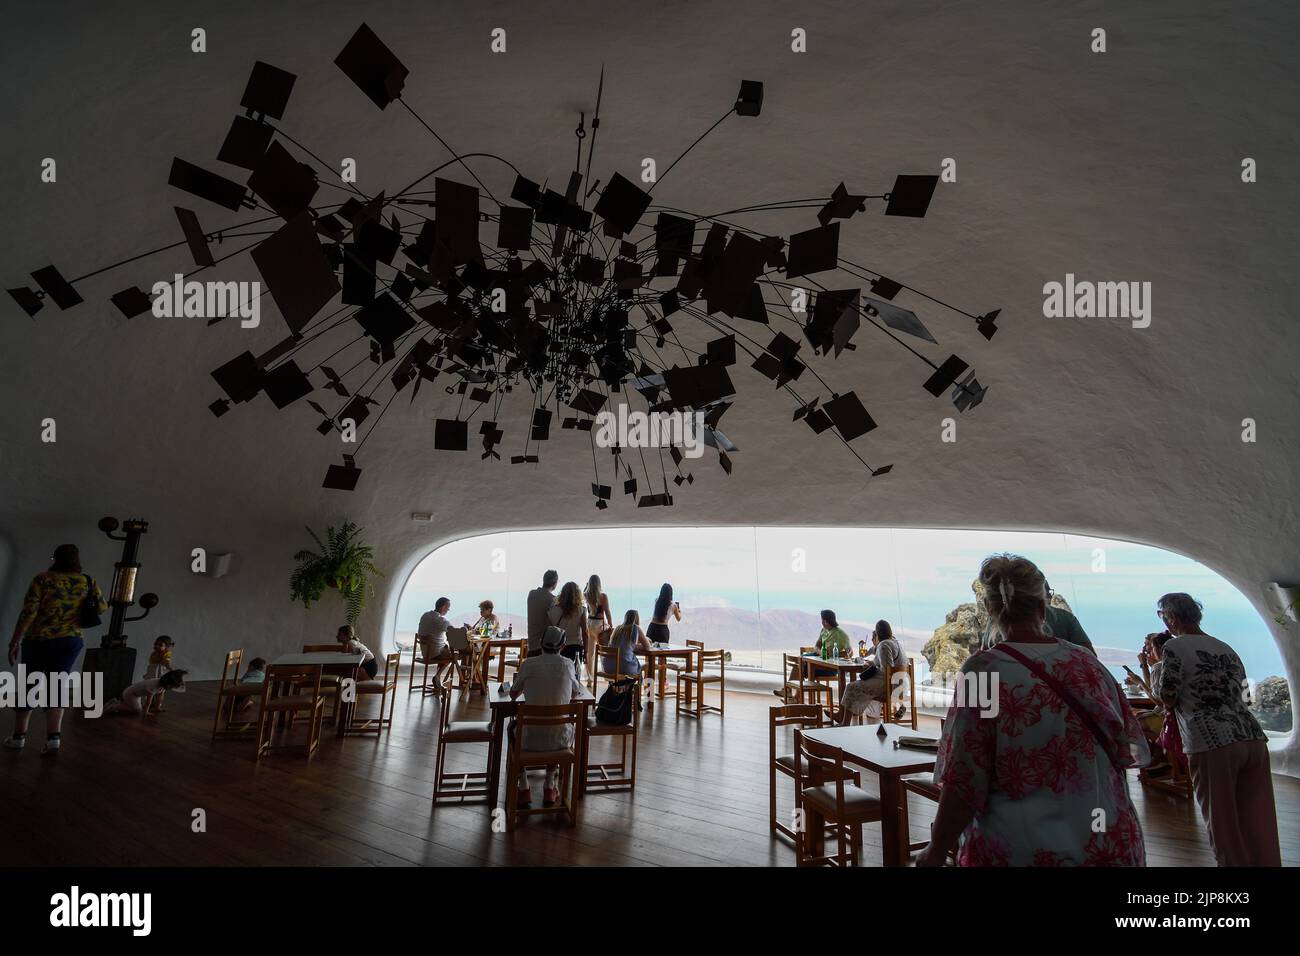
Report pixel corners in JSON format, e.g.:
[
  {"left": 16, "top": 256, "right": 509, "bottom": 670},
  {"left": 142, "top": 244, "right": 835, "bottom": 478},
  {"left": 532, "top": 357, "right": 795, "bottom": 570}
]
[{"left": 2, "top": 678, "right": 1297, "bottom": 867}]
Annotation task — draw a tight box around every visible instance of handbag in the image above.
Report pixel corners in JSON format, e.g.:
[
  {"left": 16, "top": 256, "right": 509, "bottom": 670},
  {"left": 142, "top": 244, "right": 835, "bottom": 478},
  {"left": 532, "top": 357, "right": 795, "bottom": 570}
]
[
  {"left": 595, "top": 677, "right": 635, "bottom": 726},
  {"left": 993, "top": 643, "right": 1126, "bottom": 770},
  {"left": 78, "top": 575, "right": 103, "bottom": 629}
]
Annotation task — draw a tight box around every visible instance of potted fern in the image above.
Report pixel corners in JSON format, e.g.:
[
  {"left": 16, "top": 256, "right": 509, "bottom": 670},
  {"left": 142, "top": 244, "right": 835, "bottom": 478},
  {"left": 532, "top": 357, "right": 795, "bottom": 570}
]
[{"left": 289, "top": 521, "right": 383, "bottom": 626}]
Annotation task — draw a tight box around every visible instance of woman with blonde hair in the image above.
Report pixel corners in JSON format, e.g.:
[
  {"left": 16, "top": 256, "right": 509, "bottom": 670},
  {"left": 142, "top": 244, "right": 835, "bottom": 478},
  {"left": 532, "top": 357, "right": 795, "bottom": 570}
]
[
  {"left": 583, "top": 574, "right": 613, "bottom": 663},
  {"left": 546, "top": 581, "right": 589, "bottom": 667},
  {"left": 600, "top": 609, "right": 651, "bottom": 678},
  {"left": 918, "top": 554, "right": 1149, "bottom": 866}
]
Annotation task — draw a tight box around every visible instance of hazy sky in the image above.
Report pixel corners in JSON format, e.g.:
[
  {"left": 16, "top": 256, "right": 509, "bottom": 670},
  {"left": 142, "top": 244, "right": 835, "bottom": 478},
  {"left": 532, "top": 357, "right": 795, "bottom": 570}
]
[{"left": 395, "top": 526, "right": 1285, "bottom": 680}]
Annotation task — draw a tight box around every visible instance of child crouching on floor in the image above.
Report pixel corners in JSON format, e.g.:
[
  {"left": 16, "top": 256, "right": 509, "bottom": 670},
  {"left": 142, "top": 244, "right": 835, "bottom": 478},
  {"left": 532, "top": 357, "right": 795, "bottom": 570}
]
[{"left": 106, "top": 670, "right": 188, "bottom": 717}]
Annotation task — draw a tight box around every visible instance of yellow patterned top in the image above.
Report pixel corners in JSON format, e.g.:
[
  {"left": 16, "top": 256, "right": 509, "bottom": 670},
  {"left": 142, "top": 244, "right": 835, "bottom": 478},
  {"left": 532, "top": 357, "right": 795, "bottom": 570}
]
[{"left": 17, "top": 571, "right": 108, "bottom": 640}]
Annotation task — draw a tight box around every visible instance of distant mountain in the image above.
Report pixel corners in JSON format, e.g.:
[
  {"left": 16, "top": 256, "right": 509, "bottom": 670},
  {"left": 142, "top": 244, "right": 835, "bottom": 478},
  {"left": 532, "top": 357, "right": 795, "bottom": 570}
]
[
  {"left": 396, "top": 605, "right": 930, "bottom": 656},
  {"left": 662, "top": 605, "right": 932, "bottom": 655}
]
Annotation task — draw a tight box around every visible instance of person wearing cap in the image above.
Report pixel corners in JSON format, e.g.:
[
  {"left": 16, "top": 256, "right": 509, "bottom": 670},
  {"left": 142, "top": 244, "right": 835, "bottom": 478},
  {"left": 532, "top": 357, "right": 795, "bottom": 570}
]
[
  {"left": 509, "top": 625, "right": 584, "bottom": 808},
  {"left": 5, "top": 543, "right": 107, "bottom": 754}
]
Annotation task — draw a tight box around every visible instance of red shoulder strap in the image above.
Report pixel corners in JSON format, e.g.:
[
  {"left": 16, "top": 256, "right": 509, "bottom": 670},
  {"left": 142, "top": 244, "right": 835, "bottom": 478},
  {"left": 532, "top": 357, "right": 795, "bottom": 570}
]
[{"left": 993, "top": 643, "right": 1124, "bottom": 769}]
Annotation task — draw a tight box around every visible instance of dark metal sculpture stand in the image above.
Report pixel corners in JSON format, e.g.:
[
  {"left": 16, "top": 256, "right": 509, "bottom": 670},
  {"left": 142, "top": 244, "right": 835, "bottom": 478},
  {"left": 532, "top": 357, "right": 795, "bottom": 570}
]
[{"left": 82, "top": 516, "right": 160, "bottom": 701}]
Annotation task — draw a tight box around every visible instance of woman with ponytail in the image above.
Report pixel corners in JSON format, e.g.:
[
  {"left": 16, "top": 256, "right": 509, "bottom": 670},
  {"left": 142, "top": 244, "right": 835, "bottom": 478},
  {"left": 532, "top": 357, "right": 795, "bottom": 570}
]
[{"left": 918, "top": 554, "right": 1150, "bottom": 867}]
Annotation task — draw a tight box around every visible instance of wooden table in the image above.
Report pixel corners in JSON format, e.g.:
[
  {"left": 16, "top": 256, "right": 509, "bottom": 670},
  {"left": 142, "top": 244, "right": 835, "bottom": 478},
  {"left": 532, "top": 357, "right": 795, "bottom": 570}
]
[
  {"left": 471, "top": 635, "right": 527, "bottom": 685},
  {"left": 483, "top": 685, "right": 597, "bottom": 808},
  {"left": 636, "top": 643, "right": 700, "bottom": 707},
  {"left": 269, "top": 651, "right": 365, "bottom": 738},
  {"left": 795, "top": 654, "right": 870, "bottom": 718},
  {"left": 801, "top": 723, "right": 940, "bottom": 866}
]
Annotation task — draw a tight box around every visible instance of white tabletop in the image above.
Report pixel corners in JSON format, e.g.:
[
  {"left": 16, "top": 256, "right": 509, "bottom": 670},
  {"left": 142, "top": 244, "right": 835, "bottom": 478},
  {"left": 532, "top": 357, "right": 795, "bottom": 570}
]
[{"left": 270, "top": 651, "right": 365, "bottom": 667}]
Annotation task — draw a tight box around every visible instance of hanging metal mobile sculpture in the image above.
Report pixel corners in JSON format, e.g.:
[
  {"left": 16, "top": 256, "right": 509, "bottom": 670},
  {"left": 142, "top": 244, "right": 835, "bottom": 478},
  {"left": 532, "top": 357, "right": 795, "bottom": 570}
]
[{"left": 8, "top": 23, "right": 1000, "bottom": 509}]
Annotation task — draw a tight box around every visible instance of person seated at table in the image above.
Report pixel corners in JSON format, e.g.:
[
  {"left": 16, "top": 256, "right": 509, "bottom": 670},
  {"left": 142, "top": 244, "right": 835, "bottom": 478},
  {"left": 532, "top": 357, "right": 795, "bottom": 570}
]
[
  {"left": 336, "top": 624, "right": 378, "bottom": 680},
  {"left": 105, "top": 669, "right": 188, "bottom": 716},
  {"left": 917, "top": 554, "right": 1148, "bottom": 867},
  {"left": 646, "top": 583, "right": 681, "bottom": 645},
  {"left": 417, "top": 597, "right": 455, "bottom": 689},
  {"left": 785, "top": 609, "right": 851, "bottom": 686},
  {"left": 472, "top": 599, "right": 501, "bottom": 635},
  {"left": 1124, "top": 631, "right": 1171, "bottom": 698},
  {"left": 600, "top": 609, "right": 650, "bottom": 678},
  {"left": 547, "top": 581, "right": 589, "bottom": 666},
  {"left": 835, "top": 620, "right": 901, "bottom": 725},
  {"left": 510, "top": 626, "right": 584, "bottom": 809}
]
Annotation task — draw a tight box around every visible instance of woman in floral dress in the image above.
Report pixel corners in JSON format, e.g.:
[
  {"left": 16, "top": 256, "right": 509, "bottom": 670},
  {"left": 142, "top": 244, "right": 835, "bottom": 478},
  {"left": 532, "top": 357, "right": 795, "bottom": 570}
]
[{"left": 918, "top": 554, "right": 1150, "bottom": 866}]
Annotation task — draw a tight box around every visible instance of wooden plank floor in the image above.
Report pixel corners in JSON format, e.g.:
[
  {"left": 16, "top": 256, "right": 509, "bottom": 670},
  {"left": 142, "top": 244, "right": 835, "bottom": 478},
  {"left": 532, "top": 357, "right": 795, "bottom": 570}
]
[{"left": 2, "top": 678, "right": 1297, "bottom": 867}]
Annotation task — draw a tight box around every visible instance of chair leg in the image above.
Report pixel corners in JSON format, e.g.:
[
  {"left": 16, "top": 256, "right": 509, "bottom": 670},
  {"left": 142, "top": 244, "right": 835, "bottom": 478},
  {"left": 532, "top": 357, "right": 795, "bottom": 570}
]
[
  {"left": 433, "top": 739, "right": 446, "bottom": 803},
  {"left": 769, "top": 763, "right": 777, "bottom": 834}
]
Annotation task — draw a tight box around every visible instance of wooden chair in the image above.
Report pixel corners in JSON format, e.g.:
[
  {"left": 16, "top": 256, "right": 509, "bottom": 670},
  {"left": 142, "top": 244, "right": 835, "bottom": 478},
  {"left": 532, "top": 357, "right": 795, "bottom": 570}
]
[
  {"left": 506, "top": 701, "right": 583, "bottom": 830},
  {"left": 407, "top": 635, "right": 442, "bottom": 694},
  {"left": 343, "top": 652, "right": 400, "bottom": 736},
  {"left": 676, "top": 646, "right": 725, "bottom": 718},
  {"left": 799, "top": 651, "right": 837, "bottom": 713},
  {"left": 431, "top": 668, "right": 494, "bottom": 805},
  {"left": 793, "top": 730, "right": 883, "bottom": 867},
  {"left": 660, "top": 639, "right": 703, "bottom": 699},
  {"left": 256, "top": 664, "right": 327, "bottom": 759},
  {"left": 211, "top": 649, "right": 262, "bottom": 741},
  {"left": 778, "top": 653, "right": 832, "bottom": 710},
  {"left": 898, "top": 773, "right": 956, "bottom": 861},
  {"left": 883, "top": 658, "right": 918, "bottom": 730},
  {"left": 297, "top": 643, "right": 344, "bottom": 723},
  {"left": 769, "top": 703, "right": 861, "bottom": 842},
  {"left": 585, "top": 651, "right": 639, "bottom": 793},
  {"left": 447, "top": 626, "right": 486, "bottom": 694}
]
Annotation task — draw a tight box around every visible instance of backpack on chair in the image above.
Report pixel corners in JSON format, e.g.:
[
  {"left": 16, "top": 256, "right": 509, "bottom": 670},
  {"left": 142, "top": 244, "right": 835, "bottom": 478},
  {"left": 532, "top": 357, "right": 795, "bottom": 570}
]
[{"left": 595, "top": 677, "right": 636, "bottom": 725}]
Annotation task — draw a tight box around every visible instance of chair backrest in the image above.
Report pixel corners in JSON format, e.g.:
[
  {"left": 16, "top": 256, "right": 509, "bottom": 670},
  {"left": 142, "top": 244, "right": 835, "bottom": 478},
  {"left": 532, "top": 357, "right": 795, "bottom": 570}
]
[
  {"left": 596, "top": 639, "right": 623, "bottom": 680},
  {"left": 771, "top": 703, "right": 823, "bottom": 730},
  {"left": 794, "top": 729, "right": 849, "bottom": 801},
  {"left": 446, "top": 626, "right": 470, "bottom": 652},
  {"left": 267, "top": 664, "right": 322, "bottom": 700},
  {"left": 378, "top": 651, "right": 400, "bottom": 684},
  {"left": 686, "top": 639, "right": 704, "bottom": 650},
  {"left": 695, "top": 647, "right": 725, "bottom": 676},
  {"left": 884, "top": 657, "right": 915, "bottom": 706},
  {"left": 436, "top": 666, "right": 456, "bottom": 732},
  {"left": 514, "top": 701, "right": 582, "bottom": 751},
  {"left": 782, "top": 653, "right": 800, "bottom": 680},
  {"left": 770, "top": 703, "right": 823, "bottom": 761},
  {"left": 302, "top": 643, "right": 341, "bottom": 653},
  {"left": 218, "top": 649, "right": 243, "bottom": 690}
]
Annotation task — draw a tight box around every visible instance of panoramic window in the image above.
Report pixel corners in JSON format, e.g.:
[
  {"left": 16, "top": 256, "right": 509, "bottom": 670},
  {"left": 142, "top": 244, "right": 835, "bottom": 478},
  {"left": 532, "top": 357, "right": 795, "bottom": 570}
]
[{"left": 394, "top": 527, "right": 1292, "bottom": 734}]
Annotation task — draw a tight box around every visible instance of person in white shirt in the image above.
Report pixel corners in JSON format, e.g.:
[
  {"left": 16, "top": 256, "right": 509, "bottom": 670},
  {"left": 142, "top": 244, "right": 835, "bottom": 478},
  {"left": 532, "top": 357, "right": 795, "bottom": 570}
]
[
  {"left": 1150, "top": 592, "right": 1279, "bottom": 867},
  {"left": 336, "top": 624, "right": 377, "bottom": 679},
  {"left": 547, "top": 581, "right": 589, "bottom": 667},
  {"left": 417, "top": 597, "right": 455, "bottom": 686},
  {"left": 510, "top": 626, "right": 584, "bottom": 808},
  {"left": 105, "top": 670, "right": 188, "bottom": 716},
  {"left": 526, "top": 571, "right": 559, "bottom": 654}
]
